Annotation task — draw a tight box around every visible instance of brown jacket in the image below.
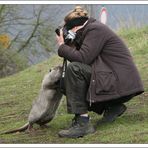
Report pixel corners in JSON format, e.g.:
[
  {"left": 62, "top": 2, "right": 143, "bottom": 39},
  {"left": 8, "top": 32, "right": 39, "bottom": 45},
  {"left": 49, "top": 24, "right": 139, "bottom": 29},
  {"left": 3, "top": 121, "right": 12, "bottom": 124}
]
[{"left": 58, "top": 17, "right": 144, "bottom": 103}]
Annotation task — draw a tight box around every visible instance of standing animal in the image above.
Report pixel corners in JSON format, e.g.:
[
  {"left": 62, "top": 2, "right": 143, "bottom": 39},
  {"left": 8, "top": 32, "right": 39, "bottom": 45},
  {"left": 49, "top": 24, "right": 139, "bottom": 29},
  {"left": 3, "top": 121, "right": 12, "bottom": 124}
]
[{"left": 1, "top": 65, "right": 63, "bottom": 134}]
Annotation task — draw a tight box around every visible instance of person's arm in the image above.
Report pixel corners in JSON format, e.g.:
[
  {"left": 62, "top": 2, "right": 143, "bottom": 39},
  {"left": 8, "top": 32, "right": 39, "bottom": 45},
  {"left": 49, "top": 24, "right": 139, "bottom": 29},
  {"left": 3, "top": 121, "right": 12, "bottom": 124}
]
[{"left": 58, "top": 26, "right": 107, "bottom": 65}]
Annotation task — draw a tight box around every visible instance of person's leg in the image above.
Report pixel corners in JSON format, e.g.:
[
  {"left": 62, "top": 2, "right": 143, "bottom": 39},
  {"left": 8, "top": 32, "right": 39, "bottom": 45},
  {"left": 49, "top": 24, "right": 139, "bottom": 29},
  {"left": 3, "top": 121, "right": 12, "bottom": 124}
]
[
  {"left": 88, "top": 102, "right": 105, "bottom": 115},
  {"left": 58, "top": 62, "right": 95, "bottom": 138},
  {"left": 65, "top": 62, "right": 91, "bottom": 114},
  {"left": 98, "top": 95, "right": 135, "bottom": 123}
]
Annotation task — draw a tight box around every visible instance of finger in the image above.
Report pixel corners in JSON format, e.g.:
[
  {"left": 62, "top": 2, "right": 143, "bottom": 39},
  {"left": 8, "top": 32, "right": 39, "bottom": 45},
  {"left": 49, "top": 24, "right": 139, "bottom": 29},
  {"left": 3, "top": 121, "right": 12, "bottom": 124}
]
[
  {"left": 56, "top": 34, "right": 59, "bottom": 38},
  {"left": 60, "top": 29, "right": 63, "bottom": 37}
]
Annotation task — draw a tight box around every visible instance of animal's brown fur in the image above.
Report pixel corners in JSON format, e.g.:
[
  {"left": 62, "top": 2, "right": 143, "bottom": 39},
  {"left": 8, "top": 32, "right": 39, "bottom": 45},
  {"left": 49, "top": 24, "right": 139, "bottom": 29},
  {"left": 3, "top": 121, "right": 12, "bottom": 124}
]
[{"left": 1, "top": 66, "right": 63, "bottom": 134}]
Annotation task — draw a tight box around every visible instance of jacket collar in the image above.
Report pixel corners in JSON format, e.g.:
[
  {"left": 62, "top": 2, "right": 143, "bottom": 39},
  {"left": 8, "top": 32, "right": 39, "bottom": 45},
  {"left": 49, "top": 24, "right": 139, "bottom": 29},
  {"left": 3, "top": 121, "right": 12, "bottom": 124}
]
[
  {"left": 86, "top": 17, "right": 96, "bottom": 26},
  {"left": 74, "top": 17, "right": 96, "bottom": 49},
  {"left": 76, "top": 17, "right": 96, "bottom": 33}
]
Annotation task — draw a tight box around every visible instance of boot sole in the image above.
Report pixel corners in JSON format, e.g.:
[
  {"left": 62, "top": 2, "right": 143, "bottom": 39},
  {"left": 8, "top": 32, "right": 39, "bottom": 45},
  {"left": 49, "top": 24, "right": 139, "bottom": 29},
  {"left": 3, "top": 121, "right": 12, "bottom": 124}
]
[
  {"left": 58, "top": 127, "right": 96, "bottom": 138},
  {"left": 117, "top": 105, "right": 127, "bottom": 117}
]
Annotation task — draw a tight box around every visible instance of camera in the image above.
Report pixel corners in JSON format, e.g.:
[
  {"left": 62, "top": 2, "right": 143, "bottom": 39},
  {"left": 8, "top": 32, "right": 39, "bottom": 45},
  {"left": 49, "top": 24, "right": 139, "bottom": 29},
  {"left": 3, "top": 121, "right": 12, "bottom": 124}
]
[
  {"left": 55, "top": 26, "right": 62, "bottom": 37},
  {"left": 55, "top": 26, "right": 76, "bottom": 44}
]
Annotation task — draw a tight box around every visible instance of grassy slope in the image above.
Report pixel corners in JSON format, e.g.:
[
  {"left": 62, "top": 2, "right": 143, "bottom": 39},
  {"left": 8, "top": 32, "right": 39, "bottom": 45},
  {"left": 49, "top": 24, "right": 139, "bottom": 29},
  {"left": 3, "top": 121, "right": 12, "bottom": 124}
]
[{"left": 0, "top": 27, "right": 148, "bottom": 144}]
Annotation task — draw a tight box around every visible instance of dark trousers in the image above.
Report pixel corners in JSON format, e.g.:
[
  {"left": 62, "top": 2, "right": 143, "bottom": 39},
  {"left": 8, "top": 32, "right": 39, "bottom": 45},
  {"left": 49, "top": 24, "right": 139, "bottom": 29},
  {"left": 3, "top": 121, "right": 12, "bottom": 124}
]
[{"left": 64, "top": 62, "right": 133, "bottom": 115}]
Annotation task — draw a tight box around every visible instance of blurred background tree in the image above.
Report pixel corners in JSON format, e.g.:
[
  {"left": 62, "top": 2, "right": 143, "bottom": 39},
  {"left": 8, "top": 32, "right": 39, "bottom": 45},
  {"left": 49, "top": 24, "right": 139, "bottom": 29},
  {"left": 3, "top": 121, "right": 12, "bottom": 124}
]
[
  {"left": 0, "top": 5, "right": 57, "bottom": 77},
  {"left": 0, "top": 4, "right": 148, "bottom": 78}
]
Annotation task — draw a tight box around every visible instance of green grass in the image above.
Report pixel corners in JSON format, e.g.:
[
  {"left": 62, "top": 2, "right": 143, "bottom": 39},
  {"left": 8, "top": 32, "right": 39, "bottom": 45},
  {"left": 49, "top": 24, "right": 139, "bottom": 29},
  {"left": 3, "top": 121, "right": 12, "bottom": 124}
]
[{"left": 0, "top": 26, "right": 148, "bottom": 144}]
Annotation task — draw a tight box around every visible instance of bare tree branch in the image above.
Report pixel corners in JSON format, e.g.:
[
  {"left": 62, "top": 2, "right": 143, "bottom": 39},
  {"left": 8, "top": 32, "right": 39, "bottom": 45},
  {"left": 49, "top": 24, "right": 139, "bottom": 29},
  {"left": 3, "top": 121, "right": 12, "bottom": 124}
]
[
  {"left": 7, "top": 31, "right": 22, "bottom": 50},
  {"left": 17, "top": 6, "right": 43, "bottom": 53}
]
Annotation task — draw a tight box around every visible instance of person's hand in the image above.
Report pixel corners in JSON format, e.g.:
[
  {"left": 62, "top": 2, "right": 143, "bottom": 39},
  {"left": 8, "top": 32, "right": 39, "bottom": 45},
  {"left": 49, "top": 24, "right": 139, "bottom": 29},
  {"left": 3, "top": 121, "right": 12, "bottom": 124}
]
[{"left": 56, "top": 29, "right": 64, "bottom": 46}]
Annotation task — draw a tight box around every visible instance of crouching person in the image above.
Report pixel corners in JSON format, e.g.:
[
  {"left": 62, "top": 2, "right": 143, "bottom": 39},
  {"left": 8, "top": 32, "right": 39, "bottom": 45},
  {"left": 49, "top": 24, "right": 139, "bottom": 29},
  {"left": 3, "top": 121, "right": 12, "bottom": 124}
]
[{"left": 56, "top": 6, "right": 144, "bottom": 138}]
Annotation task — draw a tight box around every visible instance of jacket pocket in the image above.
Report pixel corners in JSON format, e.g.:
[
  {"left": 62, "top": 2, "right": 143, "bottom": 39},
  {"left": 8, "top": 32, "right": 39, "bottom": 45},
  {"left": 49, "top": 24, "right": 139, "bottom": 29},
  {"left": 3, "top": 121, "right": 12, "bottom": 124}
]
[{"left": 95, "top": 71, "right": 116, "bottom": 95}]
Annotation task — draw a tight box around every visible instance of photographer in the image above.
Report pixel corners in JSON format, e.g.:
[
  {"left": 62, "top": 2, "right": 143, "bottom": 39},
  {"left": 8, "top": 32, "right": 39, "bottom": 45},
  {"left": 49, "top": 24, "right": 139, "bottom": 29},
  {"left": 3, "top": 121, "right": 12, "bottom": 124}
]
[{"left": 56, "top": 6, "right": 144, "bottom": 138}]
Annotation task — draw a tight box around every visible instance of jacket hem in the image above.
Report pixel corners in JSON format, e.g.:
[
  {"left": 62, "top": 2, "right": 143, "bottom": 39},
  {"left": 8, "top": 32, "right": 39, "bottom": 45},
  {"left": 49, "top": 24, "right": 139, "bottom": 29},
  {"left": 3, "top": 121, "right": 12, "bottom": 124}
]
[{"left": 92, "top": 87, "right": 144, "bottom": 103}]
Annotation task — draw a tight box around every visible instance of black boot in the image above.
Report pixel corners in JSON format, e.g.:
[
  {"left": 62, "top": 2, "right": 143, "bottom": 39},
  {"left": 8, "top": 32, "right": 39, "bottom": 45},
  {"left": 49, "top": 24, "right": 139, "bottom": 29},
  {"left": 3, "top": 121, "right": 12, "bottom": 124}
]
[
  {"left": 98, "top": 104, "right": 127, "bottom": 123},
  {"left": 58, "top": 115, "right": 95, "bottom": 138}
]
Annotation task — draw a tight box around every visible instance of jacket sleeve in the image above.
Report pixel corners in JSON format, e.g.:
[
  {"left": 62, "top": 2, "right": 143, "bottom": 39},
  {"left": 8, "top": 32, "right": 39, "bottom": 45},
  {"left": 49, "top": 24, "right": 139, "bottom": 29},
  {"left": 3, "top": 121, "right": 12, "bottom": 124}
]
[{"left": 58, "top": 26, "right": 108, "bottom": 65}]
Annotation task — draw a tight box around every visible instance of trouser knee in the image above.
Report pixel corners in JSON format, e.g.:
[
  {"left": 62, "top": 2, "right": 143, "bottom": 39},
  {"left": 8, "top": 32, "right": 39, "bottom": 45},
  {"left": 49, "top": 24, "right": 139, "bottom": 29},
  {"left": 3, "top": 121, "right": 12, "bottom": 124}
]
[{"left": 66, "top": 62, "right": 81, "bottom": 75}]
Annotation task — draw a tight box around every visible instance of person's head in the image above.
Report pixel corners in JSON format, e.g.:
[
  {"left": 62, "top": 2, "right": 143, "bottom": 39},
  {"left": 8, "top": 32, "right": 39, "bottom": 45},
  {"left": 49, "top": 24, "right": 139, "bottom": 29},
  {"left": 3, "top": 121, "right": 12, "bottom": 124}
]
[{"left": 64, "top": 6, "right": 89, "bottom": 31}]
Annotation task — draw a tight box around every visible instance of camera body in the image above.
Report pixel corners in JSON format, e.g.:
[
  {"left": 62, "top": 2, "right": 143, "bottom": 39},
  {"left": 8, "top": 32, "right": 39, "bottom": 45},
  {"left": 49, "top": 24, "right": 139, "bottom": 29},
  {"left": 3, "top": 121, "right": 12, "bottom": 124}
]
[
  {"left": 55, "top": 26, "right": 76, "bottom": 44},
  {"left": 55, "top": 26, "right": 62, "bottom": 36}
]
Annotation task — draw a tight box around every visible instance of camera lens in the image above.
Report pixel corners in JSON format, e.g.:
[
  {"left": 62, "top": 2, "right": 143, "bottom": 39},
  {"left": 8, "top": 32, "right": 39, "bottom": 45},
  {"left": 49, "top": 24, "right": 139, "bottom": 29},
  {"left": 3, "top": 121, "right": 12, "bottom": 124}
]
[
  {"left": 55, "top": 26, "right": 62, "bottom": 36},
  {"left": 55, "top": 28, "right": 60, "bottom": 36}
]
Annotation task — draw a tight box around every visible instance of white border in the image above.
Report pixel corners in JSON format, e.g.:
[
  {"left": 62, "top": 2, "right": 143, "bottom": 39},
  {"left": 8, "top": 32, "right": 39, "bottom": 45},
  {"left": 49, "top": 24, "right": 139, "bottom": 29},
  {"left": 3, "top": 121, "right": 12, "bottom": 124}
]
[
  {"left": 0, "top": 1, "right": 148, "bottom": 147},
  {"left": 0, "top": 1, "right": 147, "bottom": 4}
]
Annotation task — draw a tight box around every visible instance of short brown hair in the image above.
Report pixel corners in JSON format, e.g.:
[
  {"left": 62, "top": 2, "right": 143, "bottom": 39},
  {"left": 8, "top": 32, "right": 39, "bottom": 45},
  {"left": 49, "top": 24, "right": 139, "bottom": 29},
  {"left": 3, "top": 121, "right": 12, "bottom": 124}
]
[
  {"left": 64, "top": 6, "right": 89, "bottom": 29},
  {"left": 64, "top": 6, "right": 88, "bottom": 24}
]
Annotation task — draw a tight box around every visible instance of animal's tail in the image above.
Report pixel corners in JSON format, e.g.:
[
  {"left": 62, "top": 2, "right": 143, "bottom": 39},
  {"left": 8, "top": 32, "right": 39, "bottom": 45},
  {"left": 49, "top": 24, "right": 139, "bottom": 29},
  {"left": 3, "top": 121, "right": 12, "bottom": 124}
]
[{"left": 0, "top": 123, "right": 29, "bottom": 135}]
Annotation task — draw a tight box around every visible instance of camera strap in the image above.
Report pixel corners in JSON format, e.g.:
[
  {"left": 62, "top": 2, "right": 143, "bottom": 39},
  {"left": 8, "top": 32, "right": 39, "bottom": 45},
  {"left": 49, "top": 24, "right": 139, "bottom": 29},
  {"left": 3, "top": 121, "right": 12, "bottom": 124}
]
[
  {"left": 62, "top": 58, "right": 67, "bottom": 78},
  {"left": 60, "top": 58, "right": 67, "bottom": 93}
]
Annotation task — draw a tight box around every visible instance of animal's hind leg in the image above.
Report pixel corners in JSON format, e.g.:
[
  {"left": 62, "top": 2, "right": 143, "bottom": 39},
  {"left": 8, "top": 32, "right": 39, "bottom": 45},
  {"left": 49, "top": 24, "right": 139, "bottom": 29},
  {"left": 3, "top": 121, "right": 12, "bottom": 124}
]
[{"left": 27, "top": 124, "right": 34, "bottom": 132}]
